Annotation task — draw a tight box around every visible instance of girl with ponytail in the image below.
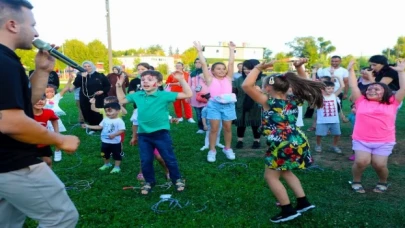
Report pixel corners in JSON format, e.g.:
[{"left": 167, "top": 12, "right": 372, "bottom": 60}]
[{"left": 242, "top": 59, "right": 324, "bottom": 223}]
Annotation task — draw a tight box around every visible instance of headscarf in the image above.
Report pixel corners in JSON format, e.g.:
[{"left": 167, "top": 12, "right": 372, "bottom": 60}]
[
  {"left": 112, "top": 65, "right": 122, "bottom": 74},
  {"left": 82, "top": 61, "right": 96, "bottom": 74},
  {"left": 190, "top": 58, "right": 203, "bottom": 77}
]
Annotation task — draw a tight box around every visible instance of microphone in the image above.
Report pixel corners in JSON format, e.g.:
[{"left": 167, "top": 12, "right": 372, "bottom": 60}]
[{"left": 32, "top": 39, "right": 86, "bottom": 72}]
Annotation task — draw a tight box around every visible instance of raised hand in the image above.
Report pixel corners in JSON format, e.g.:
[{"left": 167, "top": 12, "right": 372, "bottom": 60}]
[
  {"left": 173, "top": 70, "right": 185, "bottom": 81},
  {"left": 390, "top": 59, "right": 405, "bottom": 72},
  {"left": 347, "top": 60, "right": 356, "bottom": 71},
  {"left": 193, "top": 41, "right": 203, "bottom": 52},
  {"left": 229, "top": 41, "right": 236, "bottom": 50},
  {"left": 293, "top": 58, "right": 308, "bottom": 67},
  {"left": 255, "top": 60, "right": 277, "bottom": 71}
]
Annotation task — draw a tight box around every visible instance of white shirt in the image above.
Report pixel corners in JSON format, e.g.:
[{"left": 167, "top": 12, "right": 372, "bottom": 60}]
[
  {"left": 316, "top": 94, "right": 340, "bottom": 124},
  {"left": 317, "top": 67, "right": 349, "bottom": 92},
  {"left": 99, "top": 117, "right": 126, "bottom": 144}
]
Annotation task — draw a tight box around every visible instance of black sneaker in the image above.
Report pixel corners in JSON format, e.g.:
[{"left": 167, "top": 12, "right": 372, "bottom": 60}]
[
  {"left": 236, "top": 141, "right": 244, "bottom": 149},
  {"left": 251, "top": 141, "right": 260, "bottom": 149},
  {"left": 296, "top": 204, "right": 316, "bottom": 213},
  {"left": 270, "top": 211, "right": 301, "bottom": 223}
]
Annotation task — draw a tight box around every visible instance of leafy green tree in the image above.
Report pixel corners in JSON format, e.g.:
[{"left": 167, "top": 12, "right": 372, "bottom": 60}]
[
  {"left": 133, "top": 57, "right": 141, "bottom": 72},
  {"left": 87, "top": 39, "right": 109, "bottom": 71},
  {"left": 15, "top": 49, "right": 36, "bottom": 71},
  {"left": 146, "top": 45, "right": 165, "bottom": 56},
  {"left": 168, "top": 46, "right": 173, "bottom": 56},
  {"left": 263, "top": 48, "right": 272, "bottom": 60},
  {"left": 62, "top": 39, "right": 90, "bottom": 66},
  {"left": 156, "top": 64, "right": 169, "bottom": 76},
  {"left": 180, "top": 47, "right": 198, "bottom": 68}
]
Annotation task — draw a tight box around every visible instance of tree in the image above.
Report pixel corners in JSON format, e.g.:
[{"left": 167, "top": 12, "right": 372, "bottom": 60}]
[
  {"left": 271, "top": 52, "right": 290, "bottom": 72},
  {"left": 382, "top": 36, "right": 405, "bottom": 62},
  {"left": 263, "top": 48, "right": 272, "bottom": 60},
  {"left": 146, "top": 45, "right": 165, "bottom": 56},
  {"left": 87, "top": 39, "right": 109, "bottom": 71},
  {"left": 168, "top": 46, "right": 173, "bottom": 56},
  {"left": 286, "top": 36, "right": 336, "bottom": 67},
  {"left": 62, "top": 39, "right": 90, "bottom": 67},
  {"left": 156, "top": 63, "right": 169, "bottom": 76},
  {"left": 357, "top": 56, "right": 369, "bottom": 69},
  {"left": 180, "top": 47, "right": 198, "bottom": 68},
  {"left": 15, "top": 49, "right": 37, "bottom": 71},
  {"left": 175, "top": 47, "right": 180, "bottom": 55},
  {"left": 133, "top": 57, "right": 141, "bottom": 72}
]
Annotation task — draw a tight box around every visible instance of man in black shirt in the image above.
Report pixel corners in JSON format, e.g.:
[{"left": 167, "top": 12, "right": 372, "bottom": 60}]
[{"left": 0, "top": 0, "right": 79, "bottom": 227}]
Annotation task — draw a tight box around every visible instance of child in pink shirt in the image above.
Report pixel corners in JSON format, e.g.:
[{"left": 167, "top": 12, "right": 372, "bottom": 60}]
[
  {"left": 194, "top": 41, "right": 237, "bottom": 163},
  {"left": 349, "top": 60, "right": 405, "bottom": 194}
]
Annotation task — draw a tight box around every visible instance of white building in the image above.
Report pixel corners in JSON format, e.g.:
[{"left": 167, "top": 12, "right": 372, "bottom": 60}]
[
  {"left": 202, "top": 42, "right": 265, "bottom": 60},
  {"left": 117, "top": 55, "right": 175, "bottom": 72}
]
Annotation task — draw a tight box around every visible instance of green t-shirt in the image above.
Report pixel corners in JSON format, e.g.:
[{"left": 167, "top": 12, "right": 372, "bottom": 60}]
[{"left": 126, "top": 90, "right": 177, "bottom": 133}]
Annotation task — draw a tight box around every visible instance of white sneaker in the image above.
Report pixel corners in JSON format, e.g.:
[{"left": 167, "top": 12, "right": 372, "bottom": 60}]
[
  {"left": 178, "top": 118, "right": 184, "bottom": 122},
  {"left": 188, "top": 118, "right": 196, "bottom": 123},
  {"left": 200, "top": 146, "right": 208, "bottom": 151},
  {"left": 222, "top": 148, "right": 235, "bottom": 160},
  {"left": 207, "top": 151, "right": 216, "bottom": 162},
  {"left": 216, "top": 143, "right": 225, "bottom": 148},
  {"left": 196, "top": 129, "right": 205, "bottom": 134},
  {"left": 54, "top": 151, "right": 62, "bottom": 162}
]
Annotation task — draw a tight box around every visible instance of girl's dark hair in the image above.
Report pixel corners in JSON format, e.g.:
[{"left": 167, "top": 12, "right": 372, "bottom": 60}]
[
  {"left": 361, "top": 82, "right": 393, "bottom": 104},
  {"left": 46, "top": 84, "right": 57, "bottom": 94},
  {"left": 211, "top": 62, "right": 226, "bottom": 72},
  {"left": 137, "top": 62, "right": 151, "bottom": 70},
  {"left": 263, "top": 73, "right": 325, "bottom": 108},
  {"left": 242, "top": 59, "right": 262, "bottom": 78}
]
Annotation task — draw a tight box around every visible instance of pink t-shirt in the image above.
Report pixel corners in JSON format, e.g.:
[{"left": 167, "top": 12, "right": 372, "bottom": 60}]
[
  {"left": 352, "top": 95, "right": 400, "bottom": 142},
  {"left": 188, "top": 74, "right": 209, "bottom": 108},
  {"left": 209, "top": 76, "right": 232, "bottom": 98}
]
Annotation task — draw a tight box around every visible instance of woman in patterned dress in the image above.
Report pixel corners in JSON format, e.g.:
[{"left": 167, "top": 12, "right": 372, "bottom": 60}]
[{"left": 242, "top": 59, "right": 325, "bottom": 223}]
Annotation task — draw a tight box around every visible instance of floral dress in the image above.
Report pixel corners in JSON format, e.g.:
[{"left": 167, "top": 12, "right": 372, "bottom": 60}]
[{"left": 259, "top": 96, "right": 313, "bottom": 170}]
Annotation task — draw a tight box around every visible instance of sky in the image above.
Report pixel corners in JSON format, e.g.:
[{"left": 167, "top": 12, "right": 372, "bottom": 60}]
[{"left": 30, "top": 0, "right": 403, "bottom": 57}]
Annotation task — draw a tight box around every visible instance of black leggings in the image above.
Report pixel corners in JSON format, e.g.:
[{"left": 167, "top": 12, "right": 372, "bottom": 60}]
[{"left": 237, "top": 126, "right": 261, "bottom": 139}]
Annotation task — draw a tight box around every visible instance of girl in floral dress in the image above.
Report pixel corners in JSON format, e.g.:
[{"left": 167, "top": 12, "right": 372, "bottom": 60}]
[{"left": 242, "top": 59, "right": 325, "bottom": 223}]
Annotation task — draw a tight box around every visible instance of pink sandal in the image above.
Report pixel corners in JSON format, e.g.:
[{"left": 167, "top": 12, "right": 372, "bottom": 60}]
[{"left": 137, "top": 173, "right": 144, "bottom": 181}]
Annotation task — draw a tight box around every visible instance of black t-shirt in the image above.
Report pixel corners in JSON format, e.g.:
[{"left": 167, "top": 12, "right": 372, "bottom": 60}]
[
  {"left": 375, "top": 67, "right": 400, "bottom": 91},
  {"left": 0, "top": 44, "right": 41, "bottom": 173}
]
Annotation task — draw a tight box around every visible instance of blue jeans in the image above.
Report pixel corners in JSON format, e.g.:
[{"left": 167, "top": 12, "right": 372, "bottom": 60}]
[
  {"left": 194, "top": 107, "right": 204, "bottom": 130},
  {"left": 138, "top": 130, "right": 181, "bottom": 184}
]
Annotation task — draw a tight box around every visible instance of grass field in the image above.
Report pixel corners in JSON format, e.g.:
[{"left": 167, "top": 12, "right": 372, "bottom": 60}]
[{"left": 24, "top": 92, "right": 405, "bottom": 227}]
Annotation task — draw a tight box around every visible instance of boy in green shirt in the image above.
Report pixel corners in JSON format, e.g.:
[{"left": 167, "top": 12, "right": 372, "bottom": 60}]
[{"left": 116, "top": 70, "right": 192, "bottom": 195}]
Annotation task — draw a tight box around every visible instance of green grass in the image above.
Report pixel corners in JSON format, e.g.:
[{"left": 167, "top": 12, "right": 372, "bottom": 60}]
[{"left": 24, "top": 92, "right": 405, "bottom": 227}]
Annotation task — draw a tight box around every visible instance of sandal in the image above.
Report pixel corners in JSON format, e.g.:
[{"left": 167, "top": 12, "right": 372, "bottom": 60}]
[
  {"left": 307, "top": 127, "right": 316, "bottom": 132},
  {"left": 351, "top": 182, "right": 365, "bottom": 193},
  {"left": 137, "top": 173, "right": 144, "bottom": 181},
  {"left": 373, "top": 183, "right": 388, "bottom": 193},
  {"left": 140, "top": 182, "right": 153, "bottom": 195},
  {"left": 175, "top": 179, "right": 186, "bottom": 192}
]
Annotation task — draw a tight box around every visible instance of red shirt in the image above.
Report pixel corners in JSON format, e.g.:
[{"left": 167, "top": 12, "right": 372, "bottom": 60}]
[
  {"left": 166, "top": 71, "right": 190, "bottom": 92},
  {"left": 34, "top": 109, "right": 59, "bottom": 147}
]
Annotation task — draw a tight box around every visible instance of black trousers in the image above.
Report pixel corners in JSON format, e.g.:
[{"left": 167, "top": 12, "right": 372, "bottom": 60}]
[
  {"left": 80, "top": 96, "right": 103, "bottom": 126},
  {"left": 237, "top": 126, "right": 261, "bottom": 139}
]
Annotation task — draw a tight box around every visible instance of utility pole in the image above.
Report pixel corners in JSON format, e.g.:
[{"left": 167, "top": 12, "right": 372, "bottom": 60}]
[{"left": 105, "top": 0, "right": 113, "bottom": 73}]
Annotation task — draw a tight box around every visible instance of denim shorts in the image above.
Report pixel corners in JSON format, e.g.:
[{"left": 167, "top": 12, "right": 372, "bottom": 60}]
[
  {"left": 206, "top": 100, "right": 236, "bottom": 121},
  {"left": 316, "top": 123, "right": 341, "bottom": 136},
  {"left": 352, "top": 140, "right": 395, "bottom": 156}
]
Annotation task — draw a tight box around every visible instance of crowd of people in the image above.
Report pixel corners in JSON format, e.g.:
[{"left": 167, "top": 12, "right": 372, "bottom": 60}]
[{"left": 0, "top": 0, "right": 404, "bottom": 226}]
